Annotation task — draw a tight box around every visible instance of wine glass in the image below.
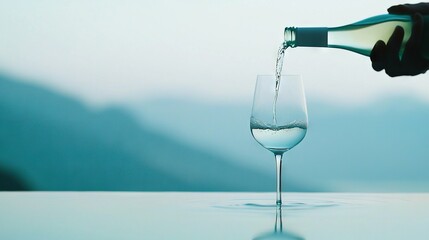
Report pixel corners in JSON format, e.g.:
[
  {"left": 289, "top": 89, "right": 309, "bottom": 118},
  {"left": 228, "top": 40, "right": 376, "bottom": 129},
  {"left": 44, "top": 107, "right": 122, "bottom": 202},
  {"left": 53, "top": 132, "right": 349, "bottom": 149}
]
[{"left": 250, "top": 75, "right": 308, "bottom": 206}]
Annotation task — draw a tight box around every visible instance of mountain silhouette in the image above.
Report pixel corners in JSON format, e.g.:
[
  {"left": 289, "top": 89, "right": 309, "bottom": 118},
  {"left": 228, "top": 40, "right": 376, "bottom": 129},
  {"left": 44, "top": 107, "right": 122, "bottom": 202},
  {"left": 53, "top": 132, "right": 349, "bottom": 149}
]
[
  {"left": 0, "top": 165, "right": 30, "bottom": 190},
  {"left": 0, "top": 73, "right": 313, "bottom": 191}
]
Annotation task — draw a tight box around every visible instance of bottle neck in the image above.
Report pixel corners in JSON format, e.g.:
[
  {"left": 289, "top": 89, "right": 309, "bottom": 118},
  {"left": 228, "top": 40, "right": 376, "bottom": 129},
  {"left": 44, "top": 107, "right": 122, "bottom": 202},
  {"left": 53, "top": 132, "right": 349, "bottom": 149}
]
[{"left": 284, "top": 27, "right": 328, "bottom": 47}]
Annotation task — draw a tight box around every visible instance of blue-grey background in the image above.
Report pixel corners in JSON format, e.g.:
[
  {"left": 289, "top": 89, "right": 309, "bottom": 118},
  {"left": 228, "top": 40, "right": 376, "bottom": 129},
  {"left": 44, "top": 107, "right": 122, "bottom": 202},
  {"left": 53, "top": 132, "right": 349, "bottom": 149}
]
[{"left": 0, "top": 0, "right": 428, "bottom": 191}]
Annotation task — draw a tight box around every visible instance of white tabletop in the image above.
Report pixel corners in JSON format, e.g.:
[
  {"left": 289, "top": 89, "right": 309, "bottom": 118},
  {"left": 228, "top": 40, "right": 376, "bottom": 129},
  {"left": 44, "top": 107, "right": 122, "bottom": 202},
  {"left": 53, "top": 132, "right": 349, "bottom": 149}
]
[{"left": 1, "top": 192, "right": 428, "bottom": 240}]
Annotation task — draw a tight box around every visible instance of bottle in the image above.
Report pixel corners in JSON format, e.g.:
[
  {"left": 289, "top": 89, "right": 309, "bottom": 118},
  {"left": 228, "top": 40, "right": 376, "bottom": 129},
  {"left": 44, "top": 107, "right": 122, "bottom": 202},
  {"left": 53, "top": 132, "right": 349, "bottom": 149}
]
[{"left": 284, "top": 14, "right": 429, "bottom": 59}]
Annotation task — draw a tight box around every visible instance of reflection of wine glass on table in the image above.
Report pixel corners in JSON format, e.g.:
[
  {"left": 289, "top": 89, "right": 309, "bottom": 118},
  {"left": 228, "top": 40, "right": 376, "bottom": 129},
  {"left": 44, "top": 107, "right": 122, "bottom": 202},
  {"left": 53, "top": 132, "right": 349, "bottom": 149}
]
[
  {"left": 253, "top": 207, "right": 305, "bottom": 240},
  {"left": 250, "top": 75, "right": 308, "bottom": 206}
]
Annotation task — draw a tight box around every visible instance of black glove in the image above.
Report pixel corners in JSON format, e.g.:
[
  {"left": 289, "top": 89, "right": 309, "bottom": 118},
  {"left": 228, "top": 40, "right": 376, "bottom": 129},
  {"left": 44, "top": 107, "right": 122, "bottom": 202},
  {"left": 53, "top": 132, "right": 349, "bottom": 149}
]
[{"left": 370, "top": 3, "right": 429, "bottom": 77}]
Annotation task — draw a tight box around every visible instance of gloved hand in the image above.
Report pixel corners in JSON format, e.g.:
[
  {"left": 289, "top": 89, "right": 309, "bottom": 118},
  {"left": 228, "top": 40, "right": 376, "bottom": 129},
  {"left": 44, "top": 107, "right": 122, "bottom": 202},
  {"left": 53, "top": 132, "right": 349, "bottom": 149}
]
[{"left": 370, "top": 3, "right": 429, "bottom": 77}]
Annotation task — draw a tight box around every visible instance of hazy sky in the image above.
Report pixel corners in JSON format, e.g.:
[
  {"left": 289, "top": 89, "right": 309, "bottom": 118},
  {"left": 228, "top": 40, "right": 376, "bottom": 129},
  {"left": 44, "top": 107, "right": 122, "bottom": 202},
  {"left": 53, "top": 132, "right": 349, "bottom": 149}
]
[{"left": 0, "top": 0, "right": 428, "bottom": 107}]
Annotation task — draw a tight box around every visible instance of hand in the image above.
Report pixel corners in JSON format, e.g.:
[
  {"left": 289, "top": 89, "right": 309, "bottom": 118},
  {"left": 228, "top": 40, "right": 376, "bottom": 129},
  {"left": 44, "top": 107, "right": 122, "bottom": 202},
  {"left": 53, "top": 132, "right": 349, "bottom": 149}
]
[{"left": 370, "top": 3, "right": 429, "bottom": 77}]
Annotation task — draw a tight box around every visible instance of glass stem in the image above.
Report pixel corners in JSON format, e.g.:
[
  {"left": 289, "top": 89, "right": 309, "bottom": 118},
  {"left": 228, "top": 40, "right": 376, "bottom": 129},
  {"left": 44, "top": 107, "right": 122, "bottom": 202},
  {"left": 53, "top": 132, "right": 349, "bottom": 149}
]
[
  {"left": 274, "top": 205, "right": 283, "bottom": 232},
  {"left": 275, "top": 154, "right": 283, "bottom": 206}
]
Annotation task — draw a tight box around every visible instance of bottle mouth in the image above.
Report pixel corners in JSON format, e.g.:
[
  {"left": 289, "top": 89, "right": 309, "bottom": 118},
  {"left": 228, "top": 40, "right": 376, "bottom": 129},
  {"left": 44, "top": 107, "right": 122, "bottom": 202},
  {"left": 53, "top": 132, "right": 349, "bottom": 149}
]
[{"left": 284, "top": 27, "right": 296, "bottom": 47}]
